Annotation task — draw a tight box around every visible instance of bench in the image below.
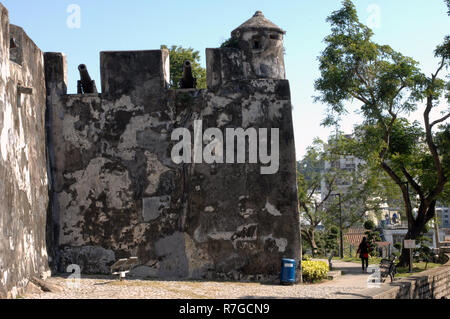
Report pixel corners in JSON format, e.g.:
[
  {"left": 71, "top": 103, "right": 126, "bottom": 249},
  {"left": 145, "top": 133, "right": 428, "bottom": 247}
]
[
  {"left": 379, "top": 256, "right": 397, "bottom": 283},
  {"left": 111, "top": 257, "right": 139, "bottom": 281}
]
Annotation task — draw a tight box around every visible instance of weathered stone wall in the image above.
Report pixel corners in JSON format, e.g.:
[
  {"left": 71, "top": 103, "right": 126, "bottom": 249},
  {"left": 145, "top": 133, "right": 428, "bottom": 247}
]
[
  {"left": 360, "top": 255, "right": 450, "bottom": 299},
  {"left": 0, "top": 3, "right": 50, "bottom": 298},
  {"left": 45, "top": 47, "right": 300, "bottom": 281}
]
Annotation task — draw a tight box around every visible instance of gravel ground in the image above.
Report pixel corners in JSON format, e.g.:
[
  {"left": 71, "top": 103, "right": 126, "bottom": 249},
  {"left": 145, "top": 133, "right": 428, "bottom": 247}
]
[
  {"left": 23, "top": 275, "right": 369, "bottom": 299},
  {"left": 21, "top": 261, "right": 379, "bottom": 299}
]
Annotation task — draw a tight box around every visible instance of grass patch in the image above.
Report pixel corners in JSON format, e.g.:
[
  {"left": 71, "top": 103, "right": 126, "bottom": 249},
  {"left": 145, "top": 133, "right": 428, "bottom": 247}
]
[
  {"left": 333, "top": 256, "right": 383, "bottom": 265},
  {"left": 395, "top": 262, "right": 442, "bottom": 278}
]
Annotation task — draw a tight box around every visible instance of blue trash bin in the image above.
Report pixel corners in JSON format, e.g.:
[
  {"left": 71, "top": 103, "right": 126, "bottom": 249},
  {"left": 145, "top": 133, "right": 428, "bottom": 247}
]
[{"left": 280, "top": 258, "right": 296, "bottom": 285}]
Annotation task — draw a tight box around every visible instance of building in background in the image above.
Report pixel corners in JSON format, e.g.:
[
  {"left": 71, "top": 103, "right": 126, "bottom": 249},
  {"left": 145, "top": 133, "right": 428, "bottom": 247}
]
[{"left": 437, "top": 204, "right": 450, "bottom": 229}]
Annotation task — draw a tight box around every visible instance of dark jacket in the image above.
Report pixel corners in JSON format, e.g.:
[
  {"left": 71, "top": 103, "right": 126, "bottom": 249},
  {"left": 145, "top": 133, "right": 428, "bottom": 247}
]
[{"left": 359, "top": 242, "right": 369, "bottom": 258}]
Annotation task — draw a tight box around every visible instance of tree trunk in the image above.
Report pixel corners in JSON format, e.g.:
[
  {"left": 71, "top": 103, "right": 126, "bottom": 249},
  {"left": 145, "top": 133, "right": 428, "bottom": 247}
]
[
  {"left": 301, "top": 228, "right": 318, "bottom": 257},
  {"left": 310, "top": 231, "right": 318, "bottom": 257},
  {"left": 397, "top": 203, "right": 435, "bottom": 267},
  {"left": 398, "top": 223, "right": 423, "bottom": 267}
]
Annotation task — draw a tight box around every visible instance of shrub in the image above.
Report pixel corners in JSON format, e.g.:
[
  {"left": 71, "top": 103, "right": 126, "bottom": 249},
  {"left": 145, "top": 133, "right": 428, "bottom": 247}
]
[
  {"left": 364, "top": 220, "right": 376, "bottom": 231},
  {"left": 365, "top": 229, "right": 381, "bottom": 257},
  {"left": 220, "top": 37, "right": 240, "bottom": 49},
  {"left": 302, "top": 260, "right": 329, "bottom": 282},
  {"left": 302, "top": 254, "right": 312, "bottom": 261}
]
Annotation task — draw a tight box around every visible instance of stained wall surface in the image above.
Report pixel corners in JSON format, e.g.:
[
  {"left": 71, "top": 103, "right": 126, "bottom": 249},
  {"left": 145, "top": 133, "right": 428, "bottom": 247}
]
[
  {"left": 0, "top": 3, "right": 50, "bottom": 298},
  {"left": 46, "top": 46, "right": 301, "bottom": 281}
]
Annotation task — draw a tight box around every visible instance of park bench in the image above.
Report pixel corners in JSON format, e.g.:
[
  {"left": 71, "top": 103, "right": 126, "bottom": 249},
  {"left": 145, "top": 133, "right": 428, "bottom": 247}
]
[
  {"left": 111, "top": 257, "right": 139, "bottom": 281},
  {"left": 379, "top": 256, "right": 397, "bottom": 283}
]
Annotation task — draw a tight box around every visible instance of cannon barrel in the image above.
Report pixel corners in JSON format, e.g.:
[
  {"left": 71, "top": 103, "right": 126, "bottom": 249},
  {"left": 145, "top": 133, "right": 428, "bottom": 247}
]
[
  {"left": 77, "top": 64, "right": 97, "bottom": 94},
  {"left": 78, "top": 64, "right": 92, "bottom": 83},
  {"left": 179, "top": 60, "right": 197, "bottom": 89}
]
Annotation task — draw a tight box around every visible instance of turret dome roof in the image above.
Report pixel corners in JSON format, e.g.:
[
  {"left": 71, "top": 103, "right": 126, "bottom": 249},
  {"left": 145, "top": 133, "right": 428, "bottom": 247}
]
[{"left": 231, "top": 11, "right": 286, "bottom": 36}]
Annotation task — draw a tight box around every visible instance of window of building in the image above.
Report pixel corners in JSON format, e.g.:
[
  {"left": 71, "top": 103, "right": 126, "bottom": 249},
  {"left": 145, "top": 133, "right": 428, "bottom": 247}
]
[
  {"left": 270, "top": 34, "right": 281, "bottom": 40},
  {"left": 252, "top": 39, "right": 262, "bottom": 50}
]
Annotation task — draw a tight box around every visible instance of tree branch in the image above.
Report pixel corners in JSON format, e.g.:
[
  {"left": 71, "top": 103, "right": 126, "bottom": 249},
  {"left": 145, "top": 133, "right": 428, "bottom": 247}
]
[
  {"left": 432, "top": 57, "right": 446, "bottom": 80},
  {"left": 381, "top": 161, "right": 414, "bottom": 227},
  {"left": 401, "top": 166, "right": 424, "bottom": 201},
  {"left": 423, "top": 79, "right": 447, "bottom": 204},
  {"left": 430, "top": 112, "right": 450, "bottom": 129}
]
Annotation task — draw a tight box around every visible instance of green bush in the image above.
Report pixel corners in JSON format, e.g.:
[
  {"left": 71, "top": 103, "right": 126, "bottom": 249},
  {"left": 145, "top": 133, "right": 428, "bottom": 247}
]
[
  {"left": 364, "top": 220, "right": 376, "bottom": 231},
  {"left": 220, "top": 37, "right": 240, "bottom": 49},
  {"left": 302, "top": 260, "right": 329, "bottom": 282},
  {"left": 302, "top": 254, "right": 312, "bottom": 261}
]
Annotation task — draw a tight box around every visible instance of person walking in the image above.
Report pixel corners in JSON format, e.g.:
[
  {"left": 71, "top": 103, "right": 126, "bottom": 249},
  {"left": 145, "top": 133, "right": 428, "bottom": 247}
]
[{"left": 356, "top": 237, "right": 370, "bottom": 273}]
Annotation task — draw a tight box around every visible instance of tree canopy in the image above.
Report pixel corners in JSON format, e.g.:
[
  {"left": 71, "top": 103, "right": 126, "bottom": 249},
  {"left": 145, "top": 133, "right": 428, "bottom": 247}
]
[
  {"left": 315, "top": 0, "right": 450, "bottom": 264},
  {"left": 161, "top": 45, "right": 207, "bottom": 89},
  {"left": 297, "top": 136, "right": 387, "bottom": 255}
]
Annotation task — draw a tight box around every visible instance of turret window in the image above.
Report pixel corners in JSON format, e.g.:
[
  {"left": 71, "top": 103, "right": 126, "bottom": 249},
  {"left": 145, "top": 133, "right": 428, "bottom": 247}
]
[
  {"left": 270, "top": 34, "right": 281, "bottom": 40},
  {"left": 253, "top": 40, "right": 261, "bottom": 50}
]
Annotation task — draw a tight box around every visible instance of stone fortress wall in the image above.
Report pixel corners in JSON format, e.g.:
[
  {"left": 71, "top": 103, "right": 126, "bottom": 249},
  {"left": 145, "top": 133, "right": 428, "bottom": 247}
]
[
  {"left": 46, "top": 11, "right": 301, "bottom": 281},
  {"left": 0, "top": 3, "right": 50, "bottom": 298}
]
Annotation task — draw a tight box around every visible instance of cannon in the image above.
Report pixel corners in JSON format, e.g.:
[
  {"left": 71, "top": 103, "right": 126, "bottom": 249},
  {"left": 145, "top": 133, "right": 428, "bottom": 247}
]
[
  {"left": 179, "top": 60, "right": 197, "bottom": 89},
  {"left": 77, "top": 64, "right": 98, "bottom": 94}
]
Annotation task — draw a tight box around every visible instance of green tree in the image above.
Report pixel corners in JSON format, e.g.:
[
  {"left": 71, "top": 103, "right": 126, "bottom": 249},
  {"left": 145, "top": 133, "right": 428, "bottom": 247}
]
[
  {"left": 364, "top": 220, "right": 376, "bottom": 231},
  {"left": 414, "top": 224, "right": 434, "bottom": 269},
  {"left": 364, "top": 221, "right": 381, "bottom": 257},
  {"left": 297, "top": 141, "right": 329, "bottom": 256},
  {"left": 324, "top": 225, "right": 339, "bottom": 254},
  {"left": 297, "top": 137, "right": 384, "bottom": 256},
  {"left": 161, "top": 45, "right": 206, "bottom": 89},
  {"left": 315, "top": 0, "right": 450, "bottom": 266}
]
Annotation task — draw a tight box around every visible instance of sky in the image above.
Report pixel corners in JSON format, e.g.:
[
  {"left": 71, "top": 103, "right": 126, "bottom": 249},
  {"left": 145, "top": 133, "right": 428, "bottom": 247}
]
[{"left": 2, "top": 0, "right": 449, "bottom": 160}]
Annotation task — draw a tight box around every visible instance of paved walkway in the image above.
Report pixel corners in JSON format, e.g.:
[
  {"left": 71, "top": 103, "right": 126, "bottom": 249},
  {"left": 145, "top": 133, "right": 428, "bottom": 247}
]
[
  {"left": 316, "top": 259, "right": 375, "bottom": 287},
  {"left": 314, "top": 259, "right": 387, "bottom": 299}
]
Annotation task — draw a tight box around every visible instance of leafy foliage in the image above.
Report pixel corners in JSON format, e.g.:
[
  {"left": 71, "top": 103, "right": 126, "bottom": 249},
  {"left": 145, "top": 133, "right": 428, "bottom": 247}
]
[
  {"left": 324, "top": 226, "right": 339, "bottom": 253},
  {"left": 364, "top": 220, "right": 376, "bottom": 231},
  {"left": 220, "top": 37, "right": 240, "bottom": 49},
  {"left": 298, "top": 136, "right": 386, "bottom": 256},
  {"left": 161, "top": 45, "right": 206, "bottom": 89},
  {"left": 365, "top": 229, "right": 381, "bottom": 257},
  {"left": 315, "top": 1, "right": 450, "bottom": 266},
  {"left": 302, "top": 260, "right": 329, "bottom": 282},
  {"left": 413, "top": 224, "right": 435, "bottom": 268}
]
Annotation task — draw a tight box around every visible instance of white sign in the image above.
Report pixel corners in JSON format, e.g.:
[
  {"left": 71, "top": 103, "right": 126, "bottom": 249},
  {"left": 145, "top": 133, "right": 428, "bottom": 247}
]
[{"left": 404, "top": 240, "right": 416, "bottom": 249}]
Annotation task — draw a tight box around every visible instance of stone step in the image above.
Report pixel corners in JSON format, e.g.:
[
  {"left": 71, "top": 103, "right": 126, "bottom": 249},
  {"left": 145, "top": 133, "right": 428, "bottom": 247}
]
[{"left": 328, "top": 270, "right": 342, "bottom": 280}]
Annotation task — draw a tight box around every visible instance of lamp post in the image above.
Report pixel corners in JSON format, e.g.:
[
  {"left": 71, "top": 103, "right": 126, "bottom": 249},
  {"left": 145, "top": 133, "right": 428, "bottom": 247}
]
[
  {"left": 332, "top": 193, "right": 344, "bottom": 258},
  {"left": 297, "top": 202, "right": 303, "bottom": 284},
  {"left": 400, "top": 181, "right": 413, "bottom": 273}
]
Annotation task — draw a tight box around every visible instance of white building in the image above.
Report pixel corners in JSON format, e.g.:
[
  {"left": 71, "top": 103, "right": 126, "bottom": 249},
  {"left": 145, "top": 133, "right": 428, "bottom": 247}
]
[{"left": 437, "top": 204, "right": 450, "bottom": 229}]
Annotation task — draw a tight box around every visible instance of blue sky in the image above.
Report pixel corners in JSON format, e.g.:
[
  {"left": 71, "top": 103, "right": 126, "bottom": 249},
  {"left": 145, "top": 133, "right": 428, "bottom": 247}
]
[{"left": 2, "top": 0, "right": 449, "bottom": 159}]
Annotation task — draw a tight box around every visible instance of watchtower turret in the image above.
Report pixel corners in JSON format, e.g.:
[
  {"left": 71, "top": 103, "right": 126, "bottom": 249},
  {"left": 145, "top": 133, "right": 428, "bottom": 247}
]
[{"left": 231, "top": 11, "right": 286, "bottom": 79}]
